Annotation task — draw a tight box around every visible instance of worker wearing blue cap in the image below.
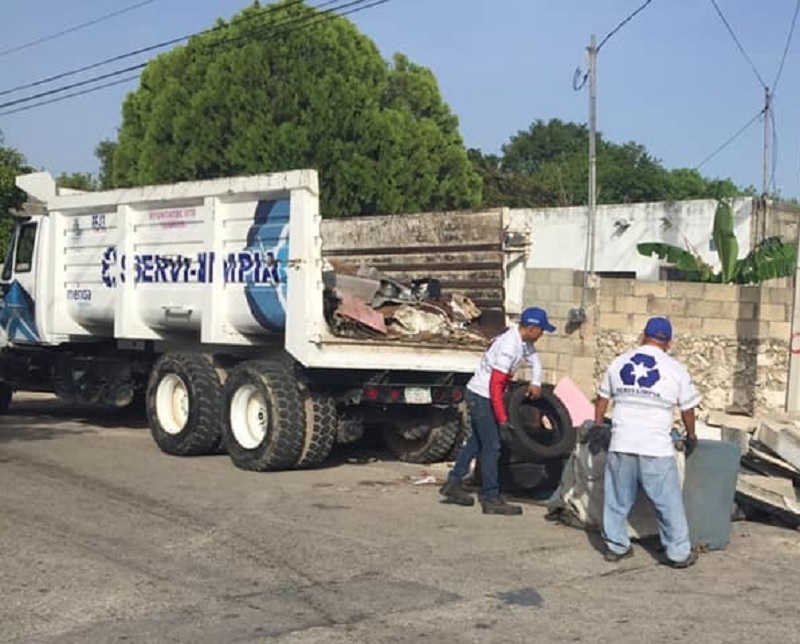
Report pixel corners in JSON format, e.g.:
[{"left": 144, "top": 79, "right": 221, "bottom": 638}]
[
  {"left": 440, "top": 306, "right": 556, "bottom": 515},
  {"left": 594, "top": 316, "right": 701, "bottom": 568}
]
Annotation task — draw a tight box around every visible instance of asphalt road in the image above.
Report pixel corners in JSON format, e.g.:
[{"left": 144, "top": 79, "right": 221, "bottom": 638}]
[{"left": 1, "top": 394, "right": 799, "bottom": 643}]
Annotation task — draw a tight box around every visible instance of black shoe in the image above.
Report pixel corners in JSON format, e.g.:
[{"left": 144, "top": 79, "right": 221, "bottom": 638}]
[
  {"left": 439, "top": 481, "right": 475, "bottom": 506},
  {"left": 481, "top": 497, "right": 523, "bottom": 516},
  {"left": 665, "top": 551, "right": 698, "bottom": 569},
  {"left": 604, "top": 548, "right": 633, "bottom": 562}
]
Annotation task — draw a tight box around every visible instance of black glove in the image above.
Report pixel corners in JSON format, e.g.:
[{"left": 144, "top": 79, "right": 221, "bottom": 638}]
[
  {"left": 684, "top": 435, "right": 698, "bottom": 457},
  {"left": 498, "top": 421, "right": 515, "bottom": 445},
  {"left": 588, "top": 424, "right": 611, "bottom": 455}
]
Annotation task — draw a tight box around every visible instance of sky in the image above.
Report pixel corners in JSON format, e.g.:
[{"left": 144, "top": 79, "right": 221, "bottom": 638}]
[{"left": 0, "top": 0, "right": 798, "bottom": 198}]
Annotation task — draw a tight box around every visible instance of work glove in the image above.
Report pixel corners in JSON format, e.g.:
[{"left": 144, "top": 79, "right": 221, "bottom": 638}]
[
  {"left": 498, "top": 421, "right": 515, "bottom": 445},
  {"left": 684, "top": 435, "right": 698, "bottom": 457},
  {"left": 588, "top": 424, "right": 611, "bottom": 455}
]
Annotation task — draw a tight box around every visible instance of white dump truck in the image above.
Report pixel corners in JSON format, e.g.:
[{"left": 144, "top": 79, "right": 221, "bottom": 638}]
[{"left": 0, "top": 170, "right": 568, "bottom": 472}]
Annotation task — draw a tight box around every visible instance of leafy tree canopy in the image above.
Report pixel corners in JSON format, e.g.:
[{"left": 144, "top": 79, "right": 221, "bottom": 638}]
[
  {"left": 472, "top": 118, "right": 749, "bottom": 208},
  {"left": 0, "top": 131, "right": 32, "bottom": 257},
  {"left": 106, "top": 0, "right": 481, "bottom": 217}
]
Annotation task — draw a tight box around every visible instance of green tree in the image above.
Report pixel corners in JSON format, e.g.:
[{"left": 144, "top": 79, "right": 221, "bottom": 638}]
[
  {"left": 0, "top": 132, "right": 32, "bottom": 257},
  {"left": 95, "top": 140, "right": 118, "bottom": 189},
  {"left": 107, "top": 1, "right": 480, "bottom": 216},
  {"left": 475, "top": 119, "right": 750, "bottom": 208},
  {"left": 57, "top": 172, "right": 98, "bottom": 191}
]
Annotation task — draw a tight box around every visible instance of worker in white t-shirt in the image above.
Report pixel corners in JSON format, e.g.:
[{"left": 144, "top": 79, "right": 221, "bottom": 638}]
[
  {"left": 594, "top": 316, "right": 701, "bottom": 568},
  {"left": 440, "top": 306, "right": 556, "bottom": 515}
]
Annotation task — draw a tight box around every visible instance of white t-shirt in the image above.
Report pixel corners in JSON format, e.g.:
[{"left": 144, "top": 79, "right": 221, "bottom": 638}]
[
  {"left": 598, "top": 344, "right": 701, "bottom": 457},
  {"left": 467, "top": 326, "right": 542, "bottom": 398}
]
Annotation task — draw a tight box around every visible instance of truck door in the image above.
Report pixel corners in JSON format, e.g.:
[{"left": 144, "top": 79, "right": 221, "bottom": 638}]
[{"left": 0, "top": 219, "right": 42, "bottom": 343}]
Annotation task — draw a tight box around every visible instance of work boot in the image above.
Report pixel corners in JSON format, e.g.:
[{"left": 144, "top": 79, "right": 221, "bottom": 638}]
[
  {"left": 604, "top": 548, "right": 633, "bottom": 563},
  {"left": 665, "top": 551, "right": 698, "bottom": 569},
  {"left": 481, "top": 497, "right": 523, "bottom": 516},
  {"left": 439, "top": 481, "right": 475, "bottom": 506}
]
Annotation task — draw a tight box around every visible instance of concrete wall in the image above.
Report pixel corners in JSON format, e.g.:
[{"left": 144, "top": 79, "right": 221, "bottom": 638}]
[
  {"left": 524, "top": 268, "right": 792, "bottom": 417},
  {"left": 511, "top": 198, "right": 754, "bottom": 280}
]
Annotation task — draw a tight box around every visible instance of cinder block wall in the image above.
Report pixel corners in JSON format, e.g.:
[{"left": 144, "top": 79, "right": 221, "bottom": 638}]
[{"left": 523, "top": 269, "right": 793, "bottom": 416}]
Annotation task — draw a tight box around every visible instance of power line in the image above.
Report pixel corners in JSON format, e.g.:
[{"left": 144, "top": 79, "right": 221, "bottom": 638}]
[
  {"left": 0, "top": 0, "right": 312, "bottom": 98},
  {"left": 773, "top": 0, "right": 800, "bottom": 92},
  {"left": 709, "top": 0, "right": 767, "bottom": 90},
  {"left": 0, "top": 0, "right": 158, "bottom": 59},
  {"left": 694, "top": 107, "right": 765, "bottom": 170},
  {"left": 0, "top": 0, "right": 391, "bottom": 118},
  {"left": 0, "top": 76, "right": 140, "bottom": 117},
  {"left": 0, "top": 0, "right": 363, "bottom": 111},
  {"left": 597, "top": 0, "right": 655, "bottom": 51}
]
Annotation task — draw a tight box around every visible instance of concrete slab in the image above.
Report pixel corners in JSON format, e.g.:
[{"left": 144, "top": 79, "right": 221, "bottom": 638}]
[{"left": 754, "top": 419, "right": 800, "bottom": 471}]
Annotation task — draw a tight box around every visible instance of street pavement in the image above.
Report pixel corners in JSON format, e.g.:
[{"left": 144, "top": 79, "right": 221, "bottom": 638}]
[{"left": 1, "top": 394, "right": 798, "bottom": 643}]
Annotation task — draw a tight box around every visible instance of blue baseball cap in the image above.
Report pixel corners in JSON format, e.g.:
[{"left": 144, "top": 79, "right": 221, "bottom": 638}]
[
  {"left": 644, "top": 316, "right": 672, "bottom": 342},
  {"left": 520, "top": 307, "right": 556, "bottom": 332}
]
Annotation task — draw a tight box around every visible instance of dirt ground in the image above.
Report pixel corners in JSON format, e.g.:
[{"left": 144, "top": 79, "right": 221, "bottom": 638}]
[{"left": 1, "top": 393, "right": 798, "bottom": 643}]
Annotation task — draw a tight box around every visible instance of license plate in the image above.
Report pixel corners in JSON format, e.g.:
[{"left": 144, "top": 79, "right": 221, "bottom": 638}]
[{"left": 404, "top": 387, "right": 432, "bottom": 405}]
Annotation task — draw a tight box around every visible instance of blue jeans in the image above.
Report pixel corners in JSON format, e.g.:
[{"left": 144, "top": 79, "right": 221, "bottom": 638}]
[
  {"left": 602, "top": 451, "right": 691, "bottom": 563},
  {"left": 448, "top": 390, "right": 501, "bottom": 500}
]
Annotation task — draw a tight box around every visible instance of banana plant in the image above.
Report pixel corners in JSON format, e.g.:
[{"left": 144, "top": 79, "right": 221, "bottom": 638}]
[{"left": 637, "top": 199, "right": 797, "bottom": 284}]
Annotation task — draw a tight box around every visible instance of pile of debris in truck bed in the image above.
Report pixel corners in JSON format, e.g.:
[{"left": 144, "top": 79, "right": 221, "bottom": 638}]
[
  {"left": 704, "top": 411, "right": 800, "bottom": 529},
  {"left": 322, "top": 259, "right": 489, "bottom": 345}
]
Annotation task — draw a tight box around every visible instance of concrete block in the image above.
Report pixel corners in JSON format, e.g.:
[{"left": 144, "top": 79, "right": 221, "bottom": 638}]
[
  {"left": 693, "top": 300, "right": 725, "bottom": 318},
  {"left": 704, "top": 284, "right": 739, "bottom": 302},
  {"left": 767, "top": 320, "right": 791, "bottom": 340},
  {"left": 754, "top": 420, "right": 800, "bottom": 470},
  {"left": 735, "top": 303, "right": 757, "bottom": 321},
  {"left": 739, "top": 286, "right": 762, "bottom": 303},
  {"left": 597, "top": 312, "right": 630, "bottom": 330},
  {"left": 762, "top": 287, "right": 794, "bottom": 305},
  {"left": 557, "top": 353, "right": 572, "bottom": 372},
  {"left": 734, "top": 320, "right": 764, "bottom": 337},
  {"left": 558, "top": 285, "right": 580, "bottom": 303},
  {"left": 702, "top": 317, "right": 738, "bottom": 336},
  {"left": 648, "top": 297, "right": 687, "bottom": 316},
  {"left": 631, "top": 314, "right": 652, "bottom": 332},
  {"left": 614, "top": 296, "right": 649, "bottom": 315},
  {"left": 601, "top": 279, "right": 634, "bottom": 296},
  {"left": 677, "top": 315, "right": 704, "bottom": 333},
  {"left": 598, "top": 296, "right": 616, "bottom": 313},
  {"left": 633, "top": 281, "right": 668, "bottom": 298},
  {"left": 760, "top": 303, "right": 787, "bottom": 322},
  {"left": 547, "top": 270, "right": 577, "bottom": 286},
  {"left": 670, "top": 282, "right": 706, "bottom": 299},
  {"left": 706, "top": 410, "right": 758, "bottom": 432}
]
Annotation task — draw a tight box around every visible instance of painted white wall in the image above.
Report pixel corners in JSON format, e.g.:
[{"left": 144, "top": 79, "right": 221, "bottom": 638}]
[{"left": 513, "top": 198, "right": 753, "bottom": 280}]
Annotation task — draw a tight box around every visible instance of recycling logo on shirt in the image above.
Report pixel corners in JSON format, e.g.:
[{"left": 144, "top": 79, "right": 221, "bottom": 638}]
[{"left": 619, "top": 352, "right": 661, "bottom": 388}]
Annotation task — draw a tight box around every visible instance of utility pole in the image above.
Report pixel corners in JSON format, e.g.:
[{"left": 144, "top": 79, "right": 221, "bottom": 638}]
[
  {"left": 588, "top": 34, "right": 598, "bottom": 276},
  {"left": 762, "top": 87, "right": 771, "bottom": 198}
]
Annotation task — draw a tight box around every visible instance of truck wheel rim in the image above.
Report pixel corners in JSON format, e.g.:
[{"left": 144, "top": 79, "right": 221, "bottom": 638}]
[
  {"left": 156, "top": 374, "right": 189, "bottom": 435},
  {"left": 230, "top": 384, "right": 268, "bottom": 449}
]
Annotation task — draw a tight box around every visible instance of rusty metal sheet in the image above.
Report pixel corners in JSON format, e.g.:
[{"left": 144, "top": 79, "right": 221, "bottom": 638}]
[{"left": 335, "top": 292, "right": 388, "bottom": 335}]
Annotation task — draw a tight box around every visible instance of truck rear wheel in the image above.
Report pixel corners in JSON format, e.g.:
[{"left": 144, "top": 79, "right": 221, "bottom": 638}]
[
  {"left": 382, "top": 408, "right": 460, "bottom": 464},
  {"left": 0, "top": 383, "right": 12, "bottom": 414},
  {"left": 146, "top": 354, "right": 222, "bottom": 456},
  {"left": 296, "top": 389, "right": 337, "bottom": 469},
  {"left": 222, "top": 360, "right": 305, "bottom": 471}
]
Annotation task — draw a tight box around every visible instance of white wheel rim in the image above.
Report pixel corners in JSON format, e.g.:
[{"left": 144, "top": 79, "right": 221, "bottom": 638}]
[
  {"left": 156, "top": 373, "right": 190, "bottom": 435},
  {"left": 230, "top": 384, "right": 269, "bottom": 449}
]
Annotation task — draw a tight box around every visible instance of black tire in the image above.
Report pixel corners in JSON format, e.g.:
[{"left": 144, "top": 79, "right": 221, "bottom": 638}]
[
  {"left": 296, "top": 389, "right": 337, "bottom": 469},
  {"left": 146, "top": 353, "right": 222, "bottom": 456},
  {"left": 447, "top": 403, "right": 473, "bottom": 461},
  {"left": 382, "top": 407, "right": 460, "bottom": 464},
  {"left": 0, "top": 382, "right": 12, "bottom": 414},
  {"left": 222, "top": 360, "right": 305, "bottom": 471},
  {"left": 506, "top": 383, "right": 575, "bottom": 459}
]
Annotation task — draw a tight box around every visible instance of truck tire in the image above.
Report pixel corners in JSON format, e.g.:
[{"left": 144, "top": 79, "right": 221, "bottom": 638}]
[
  {"left": 382, "top": 408, "right": 460, "bottom": 464},
  {"left": 447, "top": 404, "right": 473, "bottom": 461},
  {"left": 146, "top": 354, "right": 222, "bottom": 456},
  {"left": 506, "top": 384, "right": 575, "bottom": 460},
  {"left": 296, "top": 389, "right": 337, "bottom": 469},
  {"left": 222, "top": 360, "right": 305, "bottom": 471},
  {"left": 0, "top": 383, "right": 12, "bottom": 414}
]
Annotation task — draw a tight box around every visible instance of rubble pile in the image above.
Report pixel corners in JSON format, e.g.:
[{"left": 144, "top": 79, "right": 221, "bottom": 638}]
[
  {"left": 322, "top": 260, "right": 488, "bottom": 346},
  {"left": 705, "top": 411, "right": 800, "bottom": 529}
]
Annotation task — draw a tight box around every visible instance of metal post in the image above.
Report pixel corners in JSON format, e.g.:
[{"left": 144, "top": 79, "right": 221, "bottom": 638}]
[
  {"left": 762, "top": 87, "right": 771, "bottom": 198},
  {"left": 588, "top": 34, "right": 598, "bottom": 276}
]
